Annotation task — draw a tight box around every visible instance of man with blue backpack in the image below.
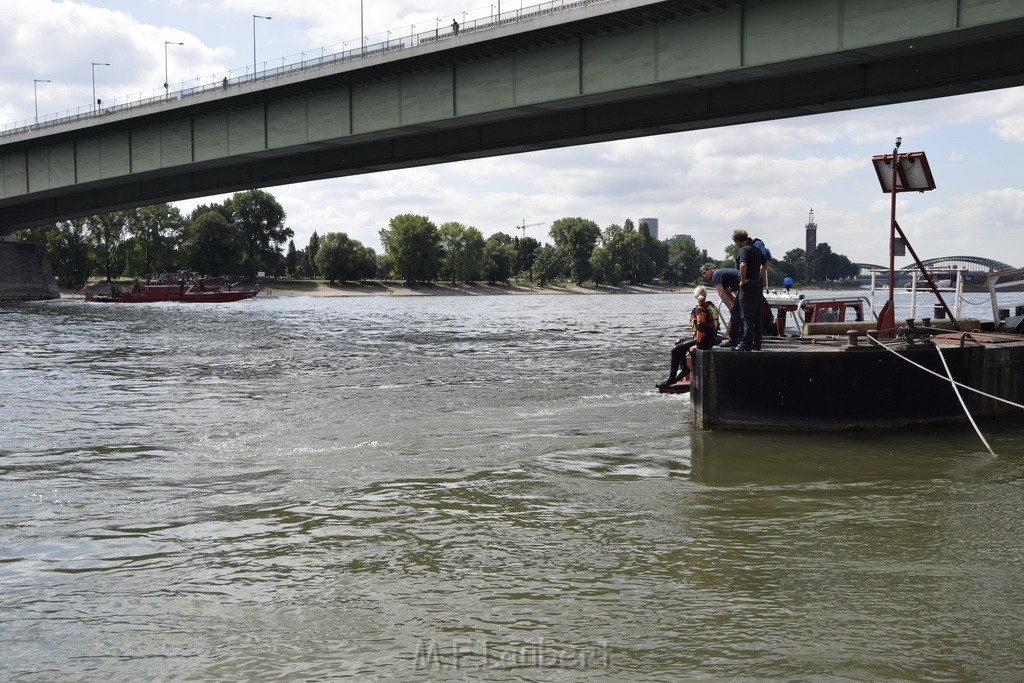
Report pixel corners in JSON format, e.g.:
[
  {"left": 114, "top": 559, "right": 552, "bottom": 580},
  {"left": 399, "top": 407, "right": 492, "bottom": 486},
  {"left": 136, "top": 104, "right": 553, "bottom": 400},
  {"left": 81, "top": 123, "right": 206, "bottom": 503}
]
[{"left": 750, "top": 235, "right": 772, "bottom": 269}]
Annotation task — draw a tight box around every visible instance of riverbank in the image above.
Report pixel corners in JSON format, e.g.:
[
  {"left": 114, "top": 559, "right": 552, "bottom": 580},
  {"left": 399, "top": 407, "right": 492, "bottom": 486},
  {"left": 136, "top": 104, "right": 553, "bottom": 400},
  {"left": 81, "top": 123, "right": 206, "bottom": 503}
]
[{"left": 66, "top": 279, "right": 683, "bottom": 298}]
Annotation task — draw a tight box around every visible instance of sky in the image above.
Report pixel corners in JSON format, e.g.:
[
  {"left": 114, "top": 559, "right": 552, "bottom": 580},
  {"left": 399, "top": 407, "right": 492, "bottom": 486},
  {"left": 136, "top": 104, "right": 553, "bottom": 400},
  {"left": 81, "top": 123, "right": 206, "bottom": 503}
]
[{"left": 1, "top": 0, "right": 1022, "bottom": 267}]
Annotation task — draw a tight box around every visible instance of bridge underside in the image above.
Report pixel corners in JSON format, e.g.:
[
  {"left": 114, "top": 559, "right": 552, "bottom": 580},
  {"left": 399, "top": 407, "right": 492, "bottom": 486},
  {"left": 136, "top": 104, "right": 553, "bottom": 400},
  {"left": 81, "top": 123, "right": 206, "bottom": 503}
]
[
  {"left": 1, "top": 19, "right": 1023, "bottom": 231},
  {"left": 3, "top": 1, "right": 1024, "bottom": 300}
]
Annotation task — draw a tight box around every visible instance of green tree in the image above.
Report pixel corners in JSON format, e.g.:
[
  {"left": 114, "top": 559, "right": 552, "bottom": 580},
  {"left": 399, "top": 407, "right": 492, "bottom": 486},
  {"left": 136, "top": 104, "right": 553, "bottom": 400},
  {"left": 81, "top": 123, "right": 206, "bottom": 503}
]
[
  {"left": 438, "top": 222, "right": 485, "bottom": 284},
  {"left": 125, "top": 204, "right": 184, "bottom": 276},
  {"left": 306, "top": 232, "right": 321, "bottom": 278},
  {"left": 514, "top": 235, "right": 541, "bottom": 281},
  {"left": 640, "top": 223, "right": 669, "bottom": 282},
  {"left": 376, "top": 253, "right": 395, "bottom": 281},
  {"left": 601, "top": 223, "right": 624, "bottom": 275},
  {"left": 227, "top": 189, "right": 292, "bottom": 277},
  {"left": 664, "top": 238, "right": 709, "bottom": 285},
  {"left": 488, "top": 232, "right": 514, "bottom": 246},
  {"left": 589, "top": 246, "right": 620, "bottom": 286},
  {"left": 355, "top": 247, "right": 377, "bottom": 280},
  {"left": 616, "top": 230, "right": 655, "bottom": 284},
  {"left": 532, "top": 244, "right": 564, "bottom": 286},
  {"left": 780, "top": 248, "right": 807, "bottom": 284},
  {"left": 721, "top": 242, "right": 739, "bottom": 267},
  {"left": 88, "top": 210, "right": 131, "bottom": 281},
  {"left": 808, "top": 242, "right": 858, "bottom": 282},
  {"left": 483, "top": 236, "right": 516, "bottom": 285},
  {"left": 549, "top": 217, "right": 601, "bottom": 285},
  {"left": 189, "top": 202, "right": 232, "bottom": 223},
  {"left": 185, "top": 210, "right": 240, "bottom": 276},
  {"left": 602, "top": 223, "right": 624, "bottom": 250},
  {"left": 379, "top": 214, "right": 440, "bottom": 284},
  {"left": 314, "top": 232, "right": 375, "bottom": 283},
  {"left": 784, "top": 248, "right": 806, "bottom": 262},
  {"left": 285, "top": 239, "right": 298, "bottom": 276},
  {"left": 293, "top": 249, "right": 307, "bottom": 279}
]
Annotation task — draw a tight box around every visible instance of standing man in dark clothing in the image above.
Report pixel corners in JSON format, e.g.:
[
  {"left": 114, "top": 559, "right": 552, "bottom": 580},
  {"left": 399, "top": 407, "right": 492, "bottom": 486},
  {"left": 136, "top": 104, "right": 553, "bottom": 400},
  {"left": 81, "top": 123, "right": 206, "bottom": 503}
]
[
  {"left": 732, "top": 229, "right": 766, "bottom": 351},
  {"left": 700, "top": 263, "right": 741, "bottom": 346},
  {"left": 749, "top": 234, "right": 777, "bottom": 335}
]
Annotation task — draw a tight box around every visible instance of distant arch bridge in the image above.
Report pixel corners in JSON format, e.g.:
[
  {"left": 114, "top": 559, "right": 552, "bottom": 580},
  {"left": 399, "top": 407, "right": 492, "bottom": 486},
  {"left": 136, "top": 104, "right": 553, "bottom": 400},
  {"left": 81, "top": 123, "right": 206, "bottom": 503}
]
[
  {"left": 856, "top": 256, "right": 1016, "bottom": 275},
  {"left": 911, "top": 256, "right": 1016, "bottom": 272}
]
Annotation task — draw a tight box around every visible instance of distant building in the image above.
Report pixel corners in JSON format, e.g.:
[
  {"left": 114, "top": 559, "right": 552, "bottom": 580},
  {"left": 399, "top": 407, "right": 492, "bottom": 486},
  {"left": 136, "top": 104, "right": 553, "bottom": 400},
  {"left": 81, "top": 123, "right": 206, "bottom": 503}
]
[
  {"left": 805, "top": 209, "right": 817, "bottom": 254},
  {"left": 639, "top": 217, "right": 659, "bottom": 240},
  {"left": 666, "top": 233, "right": 694, "bottom": 243}
]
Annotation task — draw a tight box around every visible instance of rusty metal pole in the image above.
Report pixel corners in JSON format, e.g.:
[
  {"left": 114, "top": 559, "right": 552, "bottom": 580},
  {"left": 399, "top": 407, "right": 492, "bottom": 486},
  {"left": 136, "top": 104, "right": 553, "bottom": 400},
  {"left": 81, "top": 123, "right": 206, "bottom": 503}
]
[{"left": 888, "top": 136, "right": 901, "bottom": 310}]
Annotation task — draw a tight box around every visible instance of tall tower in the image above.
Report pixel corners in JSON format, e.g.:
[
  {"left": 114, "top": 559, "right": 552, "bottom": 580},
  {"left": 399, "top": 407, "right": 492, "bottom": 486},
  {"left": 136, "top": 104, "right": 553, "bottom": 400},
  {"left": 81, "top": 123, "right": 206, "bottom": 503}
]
[
  {"left": 639, "top": 217, "right": 659, "bottom": 240},
  {"left": 805, "top": 209, "right": 817, "bottom": 254}
]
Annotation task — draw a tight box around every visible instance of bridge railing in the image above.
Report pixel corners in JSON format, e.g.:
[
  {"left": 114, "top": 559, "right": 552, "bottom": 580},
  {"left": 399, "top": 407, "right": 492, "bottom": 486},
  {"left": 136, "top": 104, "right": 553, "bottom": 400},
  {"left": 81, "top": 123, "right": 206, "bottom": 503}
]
[{"left": 2, "top": 0, "right": 613, "bottom": 140}]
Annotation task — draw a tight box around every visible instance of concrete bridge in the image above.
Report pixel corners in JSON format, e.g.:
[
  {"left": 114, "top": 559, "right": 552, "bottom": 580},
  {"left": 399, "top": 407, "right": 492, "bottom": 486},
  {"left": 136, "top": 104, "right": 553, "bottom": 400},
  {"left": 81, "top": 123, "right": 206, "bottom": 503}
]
[{"left": 3, "top": 0, "right": 1024, "bottom": 299}]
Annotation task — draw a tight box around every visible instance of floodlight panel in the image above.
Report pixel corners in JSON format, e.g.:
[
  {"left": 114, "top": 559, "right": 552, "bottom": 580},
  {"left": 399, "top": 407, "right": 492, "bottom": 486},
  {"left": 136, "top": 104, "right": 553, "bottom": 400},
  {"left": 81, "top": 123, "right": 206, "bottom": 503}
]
[{"left": 872, "top": 151, "right": 936, "bottom": 193}]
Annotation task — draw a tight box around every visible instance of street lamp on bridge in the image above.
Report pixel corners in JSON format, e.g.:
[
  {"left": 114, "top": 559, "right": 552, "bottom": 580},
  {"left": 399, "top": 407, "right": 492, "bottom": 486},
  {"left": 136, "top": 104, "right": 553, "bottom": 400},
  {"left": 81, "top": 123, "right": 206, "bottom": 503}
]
[
  {"left": 253, "top": 14, "right": 271, "bottom": 76},
  {"left": 164, "top": 41, "right": 184, "bottom": 96},
  {"left": 91, "top": 62, "right": 110, "bottom": 113},
  {"left": 33, "top": 78, "right": 51, "bottom": 123}
]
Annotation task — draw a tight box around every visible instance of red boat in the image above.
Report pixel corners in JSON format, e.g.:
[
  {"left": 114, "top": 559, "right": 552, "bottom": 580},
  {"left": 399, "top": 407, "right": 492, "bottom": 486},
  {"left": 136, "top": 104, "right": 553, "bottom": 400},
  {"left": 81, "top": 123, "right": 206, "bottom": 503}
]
[{"left": 86, "top": 274, "right": 259, "bottom": 303}]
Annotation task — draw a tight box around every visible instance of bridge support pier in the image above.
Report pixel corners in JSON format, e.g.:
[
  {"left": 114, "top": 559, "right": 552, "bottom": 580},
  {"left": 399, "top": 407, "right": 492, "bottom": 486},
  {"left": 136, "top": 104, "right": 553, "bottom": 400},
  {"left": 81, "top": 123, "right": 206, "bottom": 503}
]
[{"left": 0, "top": 239, "right": 60, "bottom": 301}]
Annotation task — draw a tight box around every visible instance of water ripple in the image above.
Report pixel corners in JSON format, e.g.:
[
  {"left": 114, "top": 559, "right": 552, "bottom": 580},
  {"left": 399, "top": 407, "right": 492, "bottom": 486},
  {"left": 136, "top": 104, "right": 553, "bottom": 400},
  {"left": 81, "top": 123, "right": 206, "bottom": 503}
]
[{"left": 2, "top": 294, "right": 1024, "bottom": 680}]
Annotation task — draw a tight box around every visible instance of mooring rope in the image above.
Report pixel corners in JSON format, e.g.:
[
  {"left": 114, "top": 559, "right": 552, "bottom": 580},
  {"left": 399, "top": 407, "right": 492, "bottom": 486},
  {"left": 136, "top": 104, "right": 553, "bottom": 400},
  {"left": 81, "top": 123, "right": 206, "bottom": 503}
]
[
  {"left": 864, "top": 333, "right": 1024, "bottom": 457},
  {"left": 932, "top": 343, "right": 996, "bottom": 457},
  {"left": 864, "top": 335, "right": 1024, "bottom": 411}
]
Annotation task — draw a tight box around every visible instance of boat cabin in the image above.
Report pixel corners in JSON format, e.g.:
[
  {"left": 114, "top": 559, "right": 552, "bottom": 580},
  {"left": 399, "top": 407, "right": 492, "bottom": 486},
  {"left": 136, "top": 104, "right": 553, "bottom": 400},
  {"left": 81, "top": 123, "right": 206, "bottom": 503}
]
[
  {"left": 801, "top": 298, "right": 867, "bottom": 324},
  {"left": 766, "top": 295, "right": 870, "bottom": 336}
]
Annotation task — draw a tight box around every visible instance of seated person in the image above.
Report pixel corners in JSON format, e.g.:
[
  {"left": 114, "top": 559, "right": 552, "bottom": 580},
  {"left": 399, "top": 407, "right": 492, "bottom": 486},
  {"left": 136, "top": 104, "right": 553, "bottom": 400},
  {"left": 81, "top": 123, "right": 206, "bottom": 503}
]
[{"left": 657, "top": 285, "right": 720, "bottom": 388}]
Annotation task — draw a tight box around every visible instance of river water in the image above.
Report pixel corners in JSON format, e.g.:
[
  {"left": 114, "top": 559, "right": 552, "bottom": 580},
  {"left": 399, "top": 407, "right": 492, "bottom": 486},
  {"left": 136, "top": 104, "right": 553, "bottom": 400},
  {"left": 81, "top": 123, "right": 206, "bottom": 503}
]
[{"left": 2, "top": 292, "right": 1023, "bottom": 681}]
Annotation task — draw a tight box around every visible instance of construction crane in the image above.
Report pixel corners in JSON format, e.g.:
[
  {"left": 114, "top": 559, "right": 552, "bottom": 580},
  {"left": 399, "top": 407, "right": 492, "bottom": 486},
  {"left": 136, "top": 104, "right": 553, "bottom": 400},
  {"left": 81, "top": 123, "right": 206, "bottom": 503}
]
[{"left": 512, "top": 219, "right": 543, "bottom": 239}]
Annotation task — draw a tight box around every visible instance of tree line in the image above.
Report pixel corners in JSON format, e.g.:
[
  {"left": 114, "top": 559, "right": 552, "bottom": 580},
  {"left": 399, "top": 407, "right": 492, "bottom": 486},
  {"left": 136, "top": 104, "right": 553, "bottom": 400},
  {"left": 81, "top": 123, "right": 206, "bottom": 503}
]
[
  {"left": 17, "top": 189, "right": 858, "bottom": 288},
  {"left": 17, "top": 189, "right": 292, "bottom": 287}
]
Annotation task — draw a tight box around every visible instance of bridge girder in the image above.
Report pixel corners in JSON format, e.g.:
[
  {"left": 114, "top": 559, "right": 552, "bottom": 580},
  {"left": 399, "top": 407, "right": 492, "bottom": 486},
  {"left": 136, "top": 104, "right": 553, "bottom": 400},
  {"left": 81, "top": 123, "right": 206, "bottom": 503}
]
[{"left": 2, "top": 1, "right": 1024, "bottom": 231}]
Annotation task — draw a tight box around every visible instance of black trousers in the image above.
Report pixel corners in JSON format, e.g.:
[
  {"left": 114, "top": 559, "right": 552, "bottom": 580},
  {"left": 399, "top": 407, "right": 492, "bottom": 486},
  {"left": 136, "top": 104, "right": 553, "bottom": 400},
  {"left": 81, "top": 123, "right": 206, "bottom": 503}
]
[
  {"left": 669, "top": 338, "right": 697, "bottom": 379},
  {"left": 668, "top": 336, "right": 716, "bottom": 379},
  {"left": 738, "top": 282, "right": 763, "bottom": 348},
  {"left": 726, "top": 300, "right": 741, "bottom": 342}
]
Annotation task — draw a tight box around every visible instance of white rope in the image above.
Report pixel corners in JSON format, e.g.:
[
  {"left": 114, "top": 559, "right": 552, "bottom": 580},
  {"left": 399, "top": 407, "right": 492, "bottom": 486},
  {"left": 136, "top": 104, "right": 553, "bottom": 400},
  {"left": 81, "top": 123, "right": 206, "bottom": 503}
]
[
  {"left": 933, "top": 343, "right": 996, "bottom": 457},
  {"left": 865, "top": 335, "right": 1024, "bottom": 411}
]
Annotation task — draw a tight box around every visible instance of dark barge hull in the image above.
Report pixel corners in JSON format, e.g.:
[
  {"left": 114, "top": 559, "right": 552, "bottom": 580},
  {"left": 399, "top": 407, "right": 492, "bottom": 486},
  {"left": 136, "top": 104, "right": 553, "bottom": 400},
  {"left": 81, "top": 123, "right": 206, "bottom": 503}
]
[{"left": 689, "top": 334, "right": 1024, "bottom": 430}]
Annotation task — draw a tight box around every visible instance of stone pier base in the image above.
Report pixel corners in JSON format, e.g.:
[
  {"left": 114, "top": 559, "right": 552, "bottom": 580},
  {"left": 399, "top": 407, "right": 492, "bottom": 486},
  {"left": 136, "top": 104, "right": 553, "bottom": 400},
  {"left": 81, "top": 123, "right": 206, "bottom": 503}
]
[{"left": 0, "top": 240, "right": 61, "bottom": 301}]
